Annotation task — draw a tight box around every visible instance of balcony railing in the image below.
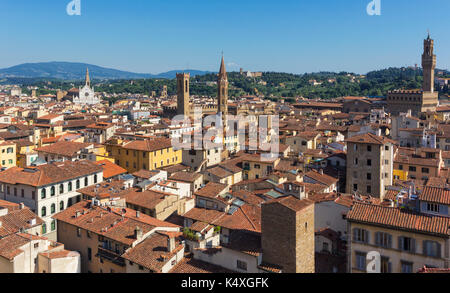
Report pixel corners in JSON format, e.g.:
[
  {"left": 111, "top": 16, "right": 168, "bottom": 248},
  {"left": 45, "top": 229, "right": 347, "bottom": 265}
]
[{"left": 96, "top": 246, "right": 126, "bottom": 267}]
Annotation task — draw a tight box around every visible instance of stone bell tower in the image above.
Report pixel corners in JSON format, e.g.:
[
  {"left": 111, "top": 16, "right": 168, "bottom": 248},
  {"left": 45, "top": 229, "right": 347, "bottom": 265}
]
[
  {"left": 422, "top": 33, "right": 436, "bottom": 93},
  {"left": 176, "top": 73, "right": 190, "bottom": 117},
  {"left": 217, "top": 56, "right": 229, "bottom": 117}
]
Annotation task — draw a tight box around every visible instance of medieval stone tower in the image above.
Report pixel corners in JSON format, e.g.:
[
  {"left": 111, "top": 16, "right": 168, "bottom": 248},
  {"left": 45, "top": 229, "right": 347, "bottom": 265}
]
[
  {"left": 217, "top": 56, "right": 229, "bottom": 117},
  {"left": 422, "top": 33, "right": 436, "bottom": 93},
  {"left": 386, "top": 34, "right": 439, "bottom": 116},
  {"left": 176, "top": 73, "right": 190, "bottom": 117}
]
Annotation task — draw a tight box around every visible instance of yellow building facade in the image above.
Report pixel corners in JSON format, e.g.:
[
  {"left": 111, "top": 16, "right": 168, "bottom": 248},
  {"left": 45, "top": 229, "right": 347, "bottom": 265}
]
[{"left": 106, "top": 138, "right": 182, "bottom": 173}]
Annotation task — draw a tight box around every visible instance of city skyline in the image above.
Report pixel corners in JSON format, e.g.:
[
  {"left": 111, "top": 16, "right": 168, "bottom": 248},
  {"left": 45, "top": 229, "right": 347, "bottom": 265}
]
[{"left": 1, "top": 0, "right": 449, "bottom": 74}]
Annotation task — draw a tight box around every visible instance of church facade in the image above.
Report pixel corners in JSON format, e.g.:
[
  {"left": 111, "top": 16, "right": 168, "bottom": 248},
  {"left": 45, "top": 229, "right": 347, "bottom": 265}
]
[{"left": 73, "top": 68, "right": 101, "bottom": 105}]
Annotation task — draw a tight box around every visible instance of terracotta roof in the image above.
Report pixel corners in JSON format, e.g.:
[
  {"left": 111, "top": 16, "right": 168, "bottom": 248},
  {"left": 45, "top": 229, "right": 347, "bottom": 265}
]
[
  {"left": 194, "top": 182, "right": 228, "bottom": 199},
  {"left": 418, "top": 266, "right": 450, "bottom": 273},
  {"left": 169, "top": 171, "right": 202, "bottom": 183},
  {"left": 346, "top": 132, "right": 395, "bottom": 145},
  {"left": 94, "top": 160, "right": 127, "bottom": 179},
  {"left": 39, "top": 250, "right": 79, "bottom": 259},
  {"left": 0, "top": 233, "right": 31, "bottom": 260},
  {"left": 53, "top": 201, "right": 171, "bottom": 246},
  {"left": 123, "top": 138, "right": 172, "bottom": 152},
  {"left": 419, "top": 186, "right": 450, "bottom": 205},
  {"left": 122, "top": 232, "right": 184, "bottom": 272},
  {"left": 347, "top": 203, "right": 450, "bottom": 237},
  {"left": 0, "top": 160, "right": 102, "bottom": 187},
  {"left": 231, "top": 190, "right": 265, "bottom": 206},
  {"left": 0, "top": 208, "right": 43, "bottom": 238},
  {"left": 305, "top": 170, "right": 338, "bottom": 187},
  {"left": 77, "top": 180, "right": 135, "bottom": 199},
  {"left": 264, "top": 196, "right": 314, "bottom": 212},
  {"left": 126, "top": 190, "right": 176, "bottom": 211},
  {"left": 169, "top": 255, "right": 236, "bottom": 273},
  {"left": 35, "top": 141, "right": 92, "bottom": 157},
  {"left": 216, "top": 204, "right": 261, "bottom": 233},
  {"left": 132, "top": 169, "right": 160, "bottom": 179}
]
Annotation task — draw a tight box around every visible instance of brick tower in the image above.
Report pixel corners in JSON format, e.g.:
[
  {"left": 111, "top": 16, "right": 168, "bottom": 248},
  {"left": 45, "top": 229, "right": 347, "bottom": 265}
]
[{"left": 176, "top": 73, "right": 190, "bottom": 117}]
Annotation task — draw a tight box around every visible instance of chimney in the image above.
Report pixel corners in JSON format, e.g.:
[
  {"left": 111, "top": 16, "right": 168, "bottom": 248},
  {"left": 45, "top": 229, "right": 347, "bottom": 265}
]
[
  {"left": 167, "top": 235, "right": 176, "bottom": 253},
  {"left": 319, "top": 169, "right": 324, "bottom": 175},
  {"left": 134, "top": 227, "right": 143, "bottom": 240},
  {"left": 19, "top": 203, "right": 25, "bottom": 210},
  {"left": 136, "top": 211, "right": 140, "bottom": 218},
  {"left": 0, "top": 221, "right": 2, "bottom": 228}
]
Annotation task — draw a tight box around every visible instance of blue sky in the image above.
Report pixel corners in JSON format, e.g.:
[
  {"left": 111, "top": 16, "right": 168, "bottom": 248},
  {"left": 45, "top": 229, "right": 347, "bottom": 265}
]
[{"left": 1, "top": 0, "right": 449, "bottom": 74}]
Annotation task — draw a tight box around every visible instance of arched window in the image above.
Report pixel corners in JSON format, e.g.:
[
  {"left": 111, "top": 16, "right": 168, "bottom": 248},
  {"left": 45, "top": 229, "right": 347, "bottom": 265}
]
[
  {"left": 41, "top": 207, "right": 47, "bottom": 217},
  {"left": 42, "top": 223, "right": 47, "bottom": 234},
  {"left": 59, "top": 184, "right": 64, "bottom": 194},
  {"left": 51, "top": 204, "right": 55, "bottom": 214},
  {"left": 60, "top": 201, "right": 64, "bottom": 211},
  {"left": 41, "top": 189, "right": 46, "bottom": 199},
  {"left": 94, "top": 174, "right": 98, "bottom": 184},
  {"left": 50, "top": 186, "right": 55, "bottom": 196},
  {"left": 84, "top": 177, "right": 88, "bottom": 187},
  {"left": 51, "top": 220, "right": 56, "bottom": 231},
  {"left": 68, "top": 182, "right": 73, "bottom": 192},
  {"left": 76, "top": 180, "right": 80, "bottom": 189}
]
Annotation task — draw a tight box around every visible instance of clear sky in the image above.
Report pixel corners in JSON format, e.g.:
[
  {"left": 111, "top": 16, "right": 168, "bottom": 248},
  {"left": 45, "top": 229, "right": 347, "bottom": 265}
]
[{"left": 1, "top": 0, "right": 449, "bottom": 74}]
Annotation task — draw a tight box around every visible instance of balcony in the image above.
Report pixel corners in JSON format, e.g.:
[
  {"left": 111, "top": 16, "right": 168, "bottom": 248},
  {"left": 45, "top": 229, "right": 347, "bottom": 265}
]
[{"left": 96, "top": 246, "right": 126, "bottom": 267}]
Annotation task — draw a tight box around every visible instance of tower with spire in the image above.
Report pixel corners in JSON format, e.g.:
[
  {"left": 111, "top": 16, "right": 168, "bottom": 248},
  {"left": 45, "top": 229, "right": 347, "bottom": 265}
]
[
  {"left": 85, "top": 67, "right": 91, "bottom": 88},
  {"left": 73, "top": 67, "right": 100, "bottom": 105},
  {"left": 217, "top": 55, "right": 229, "bottom": 117}
]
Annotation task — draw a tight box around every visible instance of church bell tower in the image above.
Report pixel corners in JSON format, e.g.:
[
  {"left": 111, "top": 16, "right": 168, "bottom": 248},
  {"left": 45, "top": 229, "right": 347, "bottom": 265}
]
[
  {"left": 176, "top": 73, "right": 190, "bottom": 117},
  {"left": 217, "top": 56, "right": 229, "bottom": 117}
]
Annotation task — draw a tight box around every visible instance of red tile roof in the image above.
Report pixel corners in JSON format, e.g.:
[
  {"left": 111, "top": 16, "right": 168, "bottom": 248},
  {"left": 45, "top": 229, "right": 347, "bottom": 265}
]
[
  {"left": 0, "top": 160, "right": 102, "bottom": 187},
  {"left": 94, "top": 160, "right": 127, "bottom": 179},
  {"left": 347, "top": 203, "right": 450, "bottom": 237},
  {"left": 419, "top": 186, "right": 450, "bottom": 205}
]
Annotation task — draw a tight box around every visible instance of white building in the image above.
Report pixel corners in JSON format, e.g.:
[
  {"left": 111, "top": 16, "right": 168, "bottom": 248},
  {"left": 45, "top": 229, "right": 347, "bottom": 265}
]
[
  {"left": 73, "top": 68, "right": 101, "bottom": 105},
  {"left": 0, "top": 160, "right": 103, "bottom": 240}
]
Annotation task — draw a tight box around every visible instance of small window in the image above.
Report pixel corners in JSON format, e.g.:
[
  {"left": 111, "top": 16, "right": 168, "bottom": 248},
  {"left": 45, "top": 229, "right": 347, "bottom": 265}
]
[
  {"left": 355, "top": 252, "right": 366, "bottom": 271},
  {"left": 401, "top": 261, "right": 413, "bottom": 273},
  {"left": 353, "top": 228, "right": 369, "bottom": 243},
  {"left": 236, "top": 260, "right": 247, "bottom": 271},
  {"left": 398, "top": 236, "right": 415, "bottom": 253}
]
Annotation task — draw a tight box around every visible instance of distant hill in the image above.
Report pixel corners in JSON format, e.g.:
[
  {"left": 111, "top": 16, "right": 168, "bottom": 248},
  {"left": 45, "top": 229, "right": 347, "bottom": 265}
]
[{"left": 0, "top": 62, "right": 211, "bottom": 80}]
